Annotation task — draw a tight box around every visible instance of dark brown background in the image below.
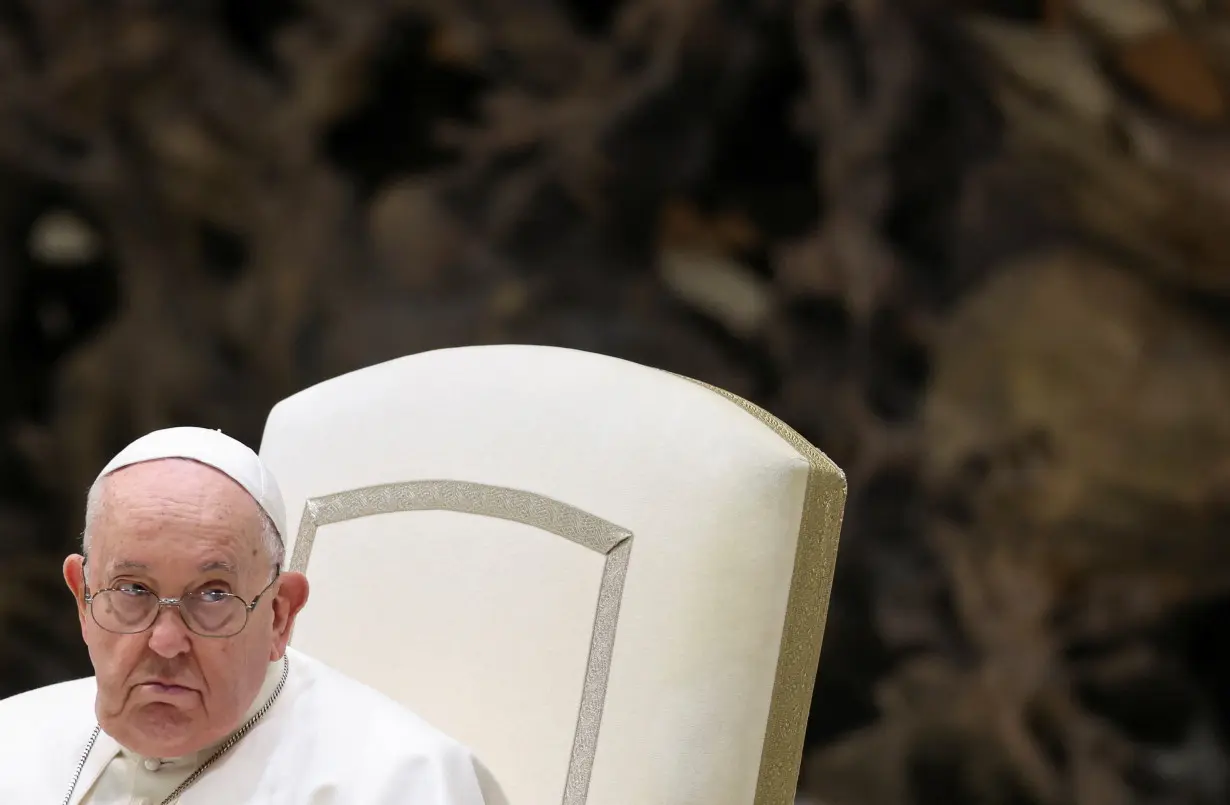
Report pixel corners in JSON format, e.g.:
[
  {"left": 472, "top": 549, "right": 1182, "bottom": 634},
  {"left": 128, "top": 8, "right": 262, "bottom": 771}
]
[{"left": 2, "top": 1, "right": 1229, "bottom": 803}]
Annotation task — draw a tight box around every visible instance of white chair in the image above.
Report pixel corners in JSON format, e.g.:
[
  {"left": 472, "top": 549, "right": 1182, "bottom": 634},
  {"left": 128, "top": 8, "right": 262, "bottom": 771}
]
[{"left": 257, "top": 344, "right": 846, "bottom": 805}]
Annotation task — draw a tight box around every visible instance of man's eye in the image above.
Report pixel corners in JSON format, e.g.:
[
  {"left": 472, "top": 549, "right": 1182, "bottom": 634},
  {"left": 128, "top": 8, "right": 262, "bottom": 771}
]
[
  {"left": 197, "top": 589, "right": 230, "bottom": 603},
  {"left": 115, "top": 583, "right": 149, "bottom": 595}
]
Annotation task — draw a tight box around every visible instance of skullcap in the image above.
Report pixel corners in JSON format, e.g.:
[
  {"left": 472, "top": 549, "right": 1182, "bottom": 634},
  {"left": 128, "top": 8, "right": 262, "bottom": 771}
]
[{"left": 96, "top": 426, "right": 286, "bottom": 538}]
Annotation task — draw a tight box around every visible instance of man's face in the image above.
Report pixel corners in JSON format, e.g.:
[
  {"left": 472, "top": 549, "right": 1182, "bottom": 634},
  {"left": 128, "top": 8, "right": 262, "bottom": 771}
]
[{"left": 63, "top": 459, "right": 308, "bottom": 758}]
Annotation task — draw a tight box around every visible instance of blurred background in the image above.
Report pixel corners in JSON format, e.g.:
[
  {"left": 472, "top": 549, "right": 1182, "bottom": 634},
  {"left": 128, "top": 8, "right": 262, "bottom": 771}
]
[{"left": 1, "top": 0, "right": 1229, "bottom": 803}]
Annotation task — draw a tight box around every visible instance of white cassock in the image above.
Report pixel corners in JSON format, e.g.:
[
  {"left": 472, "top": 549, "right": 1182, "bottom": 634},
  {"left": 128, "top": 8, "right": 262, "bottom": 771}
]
[{"left": 0, "top": 647, "right": 487, "bottom": 804}]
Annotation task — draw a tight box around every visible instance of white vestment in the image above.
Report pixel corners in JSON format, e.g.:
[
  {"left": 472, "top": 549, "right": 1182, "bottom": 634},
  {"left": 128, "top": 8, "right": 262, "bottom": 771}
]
[{"left": 0, "top": 647, "right": 486, "bottom": 804}]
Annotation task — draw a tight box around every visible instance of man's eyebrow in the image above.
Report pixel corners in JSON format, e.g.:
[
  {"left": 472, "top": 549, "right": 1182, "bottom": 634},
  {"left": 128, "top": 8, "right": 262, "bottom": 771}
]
[{"left": 102, "top": 559, "right": 238, "bottom": 575}]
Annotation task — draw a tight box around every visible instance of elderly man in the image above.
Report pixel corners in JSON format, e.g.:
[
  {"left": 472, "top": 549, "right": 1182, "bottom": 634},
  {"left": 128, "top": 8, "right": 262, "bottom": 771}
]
[{"left": 0, "top": 427, "right": 486, "bottom": 804}]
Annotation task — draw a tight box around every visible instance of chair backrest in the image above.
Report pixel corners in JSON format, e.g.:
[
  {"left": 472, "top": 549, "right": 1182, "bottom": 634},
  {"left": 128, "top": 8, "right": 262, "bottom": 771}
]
[{"left": 257, "top": 345, "right": 846, "bottom": 805}]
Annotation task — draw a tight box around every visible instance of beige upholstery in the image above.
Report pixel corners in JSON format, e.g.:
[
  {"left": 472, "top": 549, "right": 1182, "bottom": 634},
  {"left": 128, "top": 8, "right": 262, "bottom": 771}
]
[{"left": 258, "top": 345, "right": 846, "bottom": 805}]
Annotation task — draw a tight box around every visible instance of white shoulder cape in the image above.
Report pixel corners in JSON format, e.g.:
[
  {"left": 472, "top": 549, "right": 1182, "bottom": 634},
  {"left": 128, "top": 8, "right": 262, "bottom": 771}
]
[{"left": 0, "top": 647, "right": 486, "bottom": 804}]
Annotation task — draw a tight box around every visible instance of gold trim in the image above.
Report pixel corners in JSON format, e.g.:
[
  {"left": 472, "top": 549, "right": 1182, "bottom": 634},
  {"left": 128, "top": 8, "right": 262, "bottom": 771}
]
[
  {"left": 288, "top": 480, "right": 633, "bottom": 805},
  {"left": 677, "top": 377, "right": 847, "bottom": 805}
]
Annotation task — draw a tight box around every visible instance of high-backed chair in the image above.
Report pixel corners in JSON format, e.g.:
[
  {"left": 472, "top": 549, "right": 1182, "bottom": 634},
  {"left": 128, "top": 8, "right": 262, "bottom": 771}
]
[{"left": 257, "top": 345, "right": 846, "bottom": 805}]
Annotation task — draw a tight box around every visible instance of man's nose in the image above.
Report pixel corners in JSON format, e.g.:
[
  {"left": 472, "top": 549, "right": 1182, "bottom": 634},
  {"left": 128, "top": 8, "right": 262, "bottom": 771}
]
[{"left": 146, "top": 604, "right": 191, "bottom": 657}]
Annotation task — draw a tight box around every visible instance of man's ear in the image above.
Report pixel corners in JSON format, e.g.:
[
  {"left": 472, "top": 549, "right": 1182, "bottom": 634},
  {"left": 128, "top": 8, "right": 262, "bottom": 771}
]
[
  {"left": 63, "top": 554, "right": 88, "bottom": 628},
  {"left": 269, "top": 571, "right": 309, "bottom": 660}
]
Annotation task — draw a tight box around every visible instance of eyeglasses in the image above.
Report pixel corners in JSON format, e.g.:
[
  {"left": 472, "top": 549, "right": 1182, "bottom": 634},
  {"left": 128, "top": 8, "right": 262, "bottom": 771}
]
[{"left": 83, "top": 571, "right": 280, "bottom": 639}]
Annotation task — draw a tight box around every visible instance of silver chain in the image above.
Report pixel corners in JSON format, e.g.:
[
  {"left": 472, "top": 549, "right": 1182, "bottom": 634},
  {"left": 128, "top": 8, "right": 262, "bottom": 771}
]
[
  {"left": 61, "top": 655, "right": 289, "bottom": 805},
  {"left": 60, "top": 725, "right": 101, "bottom": 805}
]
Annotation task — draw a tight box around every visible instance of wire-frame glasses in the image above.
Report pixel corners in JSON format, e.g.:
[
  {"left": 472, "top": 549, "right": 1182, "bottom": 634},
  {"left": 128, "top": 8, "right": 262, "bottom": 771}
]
[{"left": 83, "top": 570, "right": 280, "bottom": 638}]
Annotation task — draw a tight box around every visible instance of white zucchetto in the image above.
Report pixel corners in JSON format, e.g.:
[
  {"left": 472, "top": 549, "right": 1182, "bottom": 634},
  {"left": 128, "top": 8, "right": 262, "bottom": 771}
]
[{"left": 96, "top": 426, "right": 287, "bottom": 538}]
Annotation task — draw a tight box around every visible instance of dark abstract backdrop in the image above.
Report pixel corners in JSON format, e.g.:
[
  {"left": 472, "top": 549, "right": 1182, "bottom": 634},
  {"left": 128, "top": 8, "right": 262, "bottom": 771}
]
[{"left": 1, "top": 1, "right": 1229, "bottom": 803}]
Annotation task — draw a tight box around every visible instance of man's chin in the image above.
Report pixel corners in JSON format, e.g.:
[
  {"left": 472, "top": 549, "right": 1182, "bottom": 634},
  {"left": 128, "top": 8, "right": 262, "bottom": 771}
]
[{"left": 102, "top": 706, "right": 217, "bottom": 759}]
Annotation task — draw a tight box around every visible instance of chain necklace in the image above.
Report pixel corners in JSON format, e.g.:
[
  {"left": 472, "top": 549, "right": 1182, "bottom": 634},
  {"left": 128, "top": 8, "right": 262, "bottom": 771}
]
[{"left": 61, "top": 655, "right": 289, "bottom": 805}]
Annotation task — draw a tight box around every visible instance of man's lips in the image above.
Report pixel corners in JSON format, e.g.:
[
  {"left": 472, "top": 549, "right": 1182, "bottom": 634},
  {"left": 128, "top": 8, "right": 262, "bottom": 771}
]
[{"left": 137, "top": 681, "right": 196, "bottom": 695}]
